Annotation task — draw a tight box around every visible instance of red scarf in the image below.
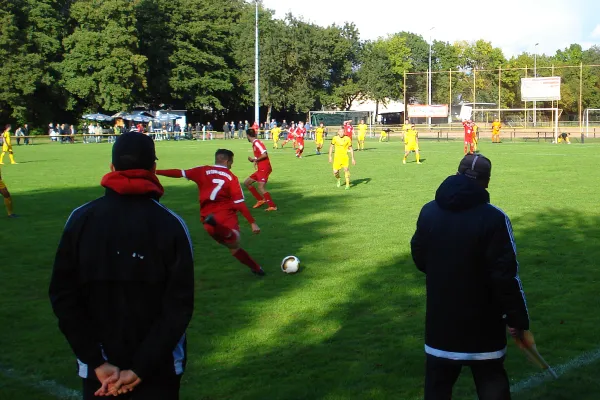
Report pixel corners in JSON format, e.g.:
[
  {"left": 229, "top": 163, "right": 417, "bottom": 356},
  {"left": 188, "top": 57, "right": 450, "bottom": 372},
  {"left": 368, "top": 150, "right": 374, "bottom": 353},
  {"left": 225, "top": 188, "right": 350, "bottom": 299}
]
[{"left": 101, "top": 169, "right": 164, "bottom": 198}]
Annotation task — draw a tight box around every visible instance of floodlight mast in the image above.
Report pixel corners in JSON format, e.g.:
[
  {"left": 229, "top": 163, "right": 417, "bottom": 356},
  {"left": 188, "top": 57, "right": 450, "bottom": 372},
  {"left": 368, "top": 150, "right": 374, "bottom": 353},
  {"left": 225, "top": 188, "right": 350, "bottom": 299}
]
[{"left": 254, "top": 0, "right": 260, "bottom": 125}]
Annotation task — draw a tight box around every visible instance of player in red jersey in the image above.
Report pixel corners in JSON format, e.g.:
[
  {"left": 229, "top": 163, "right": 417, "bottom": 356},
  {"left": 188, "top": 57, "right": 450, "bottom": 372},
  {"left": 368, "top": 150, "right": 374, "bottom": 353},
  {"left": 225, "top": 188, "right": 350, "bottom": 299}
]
[
  {"left": 294, "top": 121, "right": 306, "bottom": 158},
  {"left": 343, "top": 120, "right": 354, "bottom": 149},
  {"left": 245, "top": 129, "right": 278, "bottom": 211},
  {"left": 156, "top": 149, "right": 265, "bottom": 276},
  {"left": 281, "top": 122, "right": 296, "bottom": 149},
  {"left": 462, "top": 120, "right": 475, "bottom": 155}
]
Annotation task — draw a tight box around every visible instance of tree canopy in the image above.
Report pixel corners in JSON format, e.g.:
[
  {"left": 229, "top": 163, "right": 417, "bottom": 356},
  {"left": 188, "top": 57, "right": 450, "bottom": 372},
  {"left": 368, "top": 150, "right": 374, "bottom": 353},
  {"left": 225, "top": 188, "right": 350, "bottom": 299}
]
[{"left": 0, "top": 0, "right": 598, "bottom": 127}]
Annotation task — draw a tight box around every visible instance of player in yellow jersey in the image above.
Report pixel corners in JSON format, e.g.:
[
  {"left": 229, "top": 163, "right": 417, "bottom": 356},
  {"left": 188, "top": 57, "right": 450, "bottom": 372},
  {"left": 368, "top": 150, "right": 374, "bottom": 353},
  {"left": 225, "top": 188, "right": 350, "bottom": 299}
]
[
  {"left": 402, "top": 119, "right": 411, "bottom": 134},
  {"left": 380, "top": 128, "right": 390, "bottom": 142},
  {"left": 403, "top": 124, "right": 421, "bottom": 164},
  {"left": 356, "top": 119, "right": 368, "bottom": 151},
  {"left": 271, "top": 125, "right": 282, "bottom": 149},
  {"left": 1, "top": 124, "right": 17, "bottom": 165},
  {"left": 472, "top": 123, "right": 480, "bottom": 152},
  {"left": 491, "top": 119, "right": 502, "bottom": 143},
  {"left": 329, "top": 129, "right": 356, "bottom": 190},
  {"left": 0, "top": 168, "right": 16, "bottom": 217},
  {"left": 315, "top": 122, "right": 325, "bottom": 155}
]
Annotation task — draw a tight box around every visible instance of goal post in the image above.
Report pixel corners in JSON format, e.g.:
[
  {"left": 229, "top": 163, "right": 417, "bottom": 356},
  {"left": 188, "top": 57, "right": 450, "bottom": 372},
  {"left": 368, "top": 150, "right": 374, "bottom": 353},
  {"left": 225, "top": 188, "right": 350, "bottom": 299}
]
[
  {"left": 308, "top": 111, "right": 374, "bottom": 137},
  {"left": 471, "top": 108, "right": 560, "bottom": 140},
  {"left": 584, "top": 109, "right": 600, "bottom": 137}
]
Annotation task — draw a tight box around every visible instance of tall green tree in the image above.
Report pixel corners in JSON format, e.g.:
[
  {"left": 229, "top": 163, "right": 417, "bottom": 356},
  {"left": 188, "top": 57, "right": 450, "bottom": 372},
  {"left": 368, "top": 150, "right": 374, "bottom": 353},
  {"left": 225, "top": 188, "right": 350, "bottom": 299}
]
[{"left": 59, "top": 0, "right": 147, "bottom": 113}]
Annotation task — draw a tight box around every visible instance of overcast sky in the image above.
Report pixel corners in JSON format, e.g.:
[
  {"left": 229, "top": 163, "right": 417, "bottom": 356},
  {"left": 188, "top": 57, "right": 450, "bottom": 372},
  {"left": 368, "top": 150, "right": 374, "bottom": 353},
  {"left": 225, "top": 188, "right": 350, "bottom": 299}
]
[{"left": 260, "top": 0, "right": 600, "bottom": 58}]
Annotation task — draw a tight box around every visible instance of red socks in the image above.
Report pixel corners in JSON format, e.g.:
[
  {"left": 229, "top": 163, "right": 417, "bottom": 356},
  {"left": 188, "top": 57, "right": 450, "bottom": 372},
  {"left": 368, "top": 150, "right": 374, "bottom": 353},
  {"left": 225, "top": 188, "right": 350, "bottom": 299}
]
[
  {"left": 264, "top": 192, "right": 276, "bottom": 208},
  {"left": 248, "top": 186, "right": 263, "bottom": 201},
  {"left": 233, "top": 248, "right": 261, "bottom": 272}
]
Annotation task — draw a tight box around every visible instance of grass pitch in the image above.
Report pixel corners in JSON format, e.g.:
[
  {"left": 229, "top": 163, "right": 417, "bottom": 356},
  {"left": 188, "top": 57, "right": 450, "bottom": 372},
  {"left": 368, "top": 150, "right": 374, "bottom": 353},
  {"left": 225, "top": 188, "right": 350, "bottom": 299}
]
[{"left": 1, "top": 138, "right": 600, "bottom": 399}]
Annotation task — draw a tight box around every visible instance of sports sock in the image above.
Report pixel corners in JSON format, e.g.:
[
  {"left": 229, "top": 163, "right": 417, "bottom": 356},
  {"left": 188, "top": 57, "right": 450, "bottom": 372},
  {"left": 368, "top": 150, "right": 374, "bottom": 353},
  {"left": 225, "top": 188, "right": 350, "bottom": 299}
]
[
  {"left": 233, "top": 248, "right": 261, "bottom": 272},
  {"left": 263, "top": 192, "right": 276, "bottom": 208},
  {"left": 248, "top": 186, "right": 263, "bottom": 201},
  {"left": 298, "top": 148, "right": 303, "bottom": 156},
  {"left": 4, "top": 197, "right": 13, "bottom": 215},
  {"left": 9, "top": 153, "right": 15, "bottom": 163},
  {"left": 0, "top": 153, "right": 4, "bottom": 163},
  {"left": 345, "top": 170, "right": 350, "bottom": 186},
  {"left": 416, "top": 153, "right": 420, "bottom": 162}
]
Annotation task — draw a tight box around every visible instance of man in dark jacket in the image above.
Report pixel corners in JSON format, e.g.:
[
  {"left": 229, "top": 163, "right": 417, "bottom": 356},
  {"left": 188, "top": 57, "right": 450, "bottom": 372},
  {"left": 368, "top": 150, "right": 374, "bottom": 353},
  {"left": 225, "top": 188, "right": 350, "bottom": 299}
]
[
  {"left": 411, "top": 154, "right": 529, "bottom": 400},
  {"left": 49, "top": 133, "right": 194, "bottom": 399}
]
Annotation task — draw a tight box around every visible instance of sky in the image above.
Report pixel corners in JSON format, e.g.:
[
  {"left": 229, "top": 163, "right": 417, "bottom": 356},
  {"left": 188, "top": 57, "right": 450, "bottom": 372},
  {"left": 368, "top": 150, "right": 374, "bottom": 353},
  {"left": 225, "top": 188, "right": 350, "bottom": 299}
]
[{"left": 260, "top": 0, "right": 600, "bottom": 58}]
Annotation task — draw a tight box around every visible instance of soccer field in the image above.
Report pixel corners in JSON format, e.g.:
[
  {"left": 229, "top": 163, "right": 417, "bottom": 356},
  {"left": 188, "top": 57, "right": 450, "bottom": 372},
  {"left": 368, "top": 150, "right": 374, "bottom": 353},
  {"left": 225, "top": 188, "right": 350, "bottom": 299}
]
[{"left": 1, "top": 138, "right": 600, "bottom": 399}]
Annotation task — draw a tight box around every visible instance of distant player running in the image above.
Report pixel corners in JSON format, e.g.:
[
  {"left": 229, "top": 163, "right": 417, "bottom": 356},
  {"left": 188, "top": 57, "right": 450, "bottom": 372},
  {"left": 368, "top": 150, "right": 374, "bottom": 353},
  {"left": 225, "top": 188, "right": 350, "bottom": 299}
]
[
  {"left": 294, "top": 121, "right": 306, "bottom": 158},
  {"left": 0, "top": 168, "right": 16, "bottom": 217},
  {"left": 271, "top": 125, "right": 281, "bottom": 149},
  {"left": 472, "top": 123, "right": 480, "bottom": 152},
  {"left": 403, "top": 124, "right": 421, "bottom": 164},
  {"left": 156, "top": 149, "right": 265, "bottom": 276},
  {"left": 280, "top": 122, "right": 296, "bottom": 149},
  {"left": 1, "top": 125, "right": 17, "bottom": 165},
  {"left": 380, "top": 128, "right": 391, "bottom": 142},
  {"left": 329, "top": 128, "right": 356, "bottom": 190},
  {"left": 462, "top": 120, "right": 475, "bottom": 155},
  {"left": 245, "top": 129, "right": 277, "bottom": 211},
  {"left": 492, "top": 118, "right": 502, "bottom": 143},
  {"left": 315, "top": 123, "right": 325, "bottom": 155},
  {"left": 356, "top": 119, "right": 368, "bottom": 151},
  {"left": 343, "top": 120, "right": 354, "bottom": 149}
]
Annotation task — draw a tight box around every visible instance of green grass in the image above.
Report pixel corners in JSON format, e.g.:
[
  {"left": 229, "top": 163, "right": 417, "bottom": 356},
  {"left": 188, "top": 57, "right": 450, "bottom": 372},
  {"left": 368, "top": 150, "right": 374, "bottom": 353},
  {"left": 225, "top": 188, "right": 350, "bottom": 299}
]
[{"left": 1, "top": 138, "right": 600, "bottom": 399}]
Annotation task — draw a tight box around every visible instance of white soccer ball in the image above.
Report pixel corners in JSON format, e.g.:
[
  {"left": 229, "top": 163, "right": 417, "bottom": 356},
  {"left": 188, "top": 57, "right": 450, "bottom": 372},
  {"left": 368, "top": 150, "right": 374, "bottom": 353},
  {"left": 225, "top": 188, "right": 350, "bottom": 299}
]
[{"left": 281, "top": 256, "right": 300, "bottom": 274}]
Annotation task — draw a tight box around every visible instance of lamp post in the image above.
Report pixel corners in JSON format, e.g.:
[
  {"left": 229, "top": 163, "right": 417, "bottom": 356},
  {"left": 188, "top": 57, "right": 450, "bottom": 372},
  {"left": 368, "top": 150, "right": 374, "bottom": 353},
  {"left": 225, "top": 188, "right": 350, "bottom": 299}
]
[
  {"left": 254, "top": 0, "right": 260, "bottom": 126},
  {"left": 533, "top": 42, "right": 539, "bottom": 127},
  {"left": 428, "top": 27, "right": 435, "bottom": 128}
]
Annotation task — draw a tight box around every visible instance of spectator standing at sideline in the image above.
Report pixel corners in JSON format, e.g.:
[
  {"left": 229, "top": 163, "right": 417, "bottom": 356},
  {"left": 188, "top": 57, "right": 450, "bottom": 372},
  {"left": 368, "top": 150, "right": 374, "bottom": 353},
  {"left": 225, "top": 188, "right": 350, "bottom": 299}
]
[
  {"left": 238, "top": 121, "right": 244, "bottom": 139},
  {"left": 15, "top": 126, "right": 24, "bottom": 145},
  {"left": 49, "top": 133, "right": 194, "bottom": 399},
  {"left": 223, "top": 121, "right": 230, "bottom": 140},
  {"left": 411, "top": 154, "right": 530, "bottom": 400},
  {"left": 23, "top": 124, "right": 30, "bottom": 145}
]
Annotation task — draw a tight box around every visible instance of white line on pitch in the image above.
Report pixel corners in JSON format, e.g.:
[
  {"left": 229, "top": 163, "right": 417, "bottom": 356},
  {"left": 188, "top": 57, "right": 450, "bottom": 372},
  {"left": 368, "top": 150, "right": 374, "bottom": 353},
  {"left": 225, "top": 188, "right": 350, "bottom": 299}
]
[
  {"left": 0, "top": 367, "right": 80, "bottom": 399},
  {"left": 511, "top": 347, "right": 600, "bottom": 394}
]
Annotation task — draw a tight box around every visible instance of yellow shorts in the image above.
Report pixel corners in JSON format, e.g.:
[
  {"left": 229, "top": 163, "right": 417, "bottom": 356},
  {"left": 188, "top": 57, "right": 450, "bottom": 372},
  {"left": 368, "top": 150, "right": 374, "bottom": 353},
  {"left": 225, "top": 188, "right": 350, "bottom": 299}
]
[
  {"left": 2, "top": 144, "right": 12, "bottom": 152},
  {"left": 358, "top": 135, "right": 366, "bottom": 141},
  {"left": 333, "top": 158, "right": 349, "bottom": 171},
  {"left": 315, "top": 140, "right": 323, "bottom": 146},
  {"left": 0, "top": 179, "right": 5, "bottom": 190},
  {"left": 405, "top": 144, "right": 418, "bottom": 152}
]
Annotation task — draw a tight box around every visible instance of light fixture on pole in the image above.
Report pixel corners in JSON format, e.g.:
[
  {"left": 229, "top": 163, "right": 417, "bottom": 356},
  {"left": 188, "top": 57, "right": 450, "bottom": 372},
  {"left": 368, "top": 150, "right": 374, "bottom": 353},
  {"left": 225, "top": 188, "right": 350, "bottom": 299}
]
[
  {"left": 428, "top": 27, "right": 435, "bottom": 128},
  {"left": 534, "top": 42, "right": 539, "bottom": 127},
  {"left": 254, "top": 0, "right": 260, "bottom": 126}
]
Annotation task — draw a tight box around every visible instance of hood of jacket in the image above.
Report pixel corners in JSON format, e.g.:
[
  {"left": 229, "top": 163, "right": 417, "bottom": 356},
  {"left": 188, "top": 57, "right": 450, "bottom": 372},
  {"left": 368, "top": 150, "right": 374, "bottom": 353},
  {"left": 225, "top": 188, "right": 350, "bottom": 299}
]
[{"left": 435, "top": 174, "right": 489, "bottom": 212}]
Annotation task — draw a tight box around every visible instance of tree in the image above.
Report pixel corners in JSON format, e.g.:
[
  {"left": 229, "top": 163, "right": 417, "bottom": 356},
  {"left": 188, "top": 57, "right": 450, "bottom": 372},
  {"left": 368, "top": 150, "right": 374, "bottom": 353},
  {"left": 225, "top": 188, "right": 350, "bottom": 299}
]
[
  {"left": 358, "top": 40, "right": 398, "bottom": 104},
  {"left": 59, "top": 0, "right": 147, "bottom": 113}
]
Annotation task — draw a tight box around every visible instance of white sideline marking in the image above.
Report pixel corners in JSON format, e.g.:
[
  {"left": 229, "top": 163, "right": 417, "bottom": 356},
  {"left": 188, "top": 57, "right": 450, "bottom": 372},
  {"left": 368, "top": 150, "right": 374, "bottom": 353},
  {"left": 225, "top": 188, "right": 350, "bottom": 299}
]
[
  {"left": 511, "top": 347, "right": 600, "bottom": 394},
  {"left": 0, "top": 367, "right": 81, "bottom": 399}
]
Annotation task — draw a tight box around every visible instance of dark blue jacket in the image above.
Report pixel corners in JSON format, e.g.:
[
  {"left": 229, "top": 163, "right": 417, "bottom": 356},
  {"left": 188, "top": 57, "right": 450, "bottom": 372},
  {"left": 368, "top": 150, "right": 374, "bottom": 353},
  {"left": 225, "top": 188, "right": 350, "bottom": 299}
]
[{"left": 411, "top": 174, "right": 529, "bottom": 360}]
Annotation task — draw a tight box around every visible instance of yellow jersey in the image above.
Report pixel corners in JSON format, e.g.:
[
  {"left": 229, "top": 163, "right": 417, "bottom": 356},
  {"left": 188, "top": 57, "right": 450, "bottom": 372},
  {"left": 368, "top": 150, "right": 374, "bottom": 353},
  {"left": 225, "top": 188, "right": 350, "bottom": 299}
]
[
  {"left": 315, "top": 127, "right": 324, "bottom": 142},
  {"left": 332, "top": 135, "right": 352, "bottom": 158},
  {"left": 357, "top": 124, "right": 367, "bottom": 138},
  {"left": 402, "top": 124, "right": 411, "bottom": 133},
  {"left": 492, "top": 121, "right": 501, "bottom": 132},
  {"left": 404, "top": 129, "right": 417, "bottom": 145},
  {"left": 271, "top": 127, "right": 281, "bottom": 140},
  {"left": 2, "top": 130, "right": 11, "bottom": 147}
]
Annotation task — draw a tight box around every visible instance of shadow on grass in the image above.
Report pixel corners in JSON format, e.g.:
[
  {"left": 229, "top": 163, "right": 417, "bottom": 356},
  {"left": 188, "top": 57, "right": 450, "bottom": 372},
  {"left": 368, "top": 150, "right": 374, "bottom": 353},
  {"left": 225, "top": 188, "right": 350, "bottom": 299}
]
[{"left": 1, "top": 181, "right": 600, "bottom": 400}]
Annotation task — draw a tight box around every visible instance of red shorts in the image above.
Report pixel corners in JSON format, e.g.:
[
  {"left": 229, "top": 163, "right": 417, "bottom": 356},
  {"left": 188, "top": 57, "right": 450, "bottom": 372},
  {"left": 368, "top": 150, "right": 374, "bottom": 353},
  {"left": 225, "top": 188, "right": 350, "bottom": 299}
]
[
  {"left": 287, "top": 134, "right": 294, "bottom": 140},
  {"left": 250, "top": 169, "right": 272, "bottom": 183},
  {"left": 202, "top": 213, "right": 239, "bottom": 245},
  {"left": 296, "top": 139, "right": 305, "bottom": 148},
  {"left": 345, "top": 134, "right": 353, "bottom": 141},
  {"left": 464, "top": 135, "right": 473, "bottom": 144}
]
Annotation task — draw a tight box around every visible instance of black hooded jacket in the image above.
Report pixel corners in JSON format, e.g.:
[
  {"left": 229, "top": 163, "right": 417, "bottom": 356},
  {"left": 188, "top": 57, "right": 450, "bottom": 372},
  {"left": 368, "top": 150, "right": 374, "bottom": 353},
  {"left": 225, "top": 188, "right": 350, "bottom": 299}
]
[{"left": 411, "top": 174, "right": 529, "bottom": 360}]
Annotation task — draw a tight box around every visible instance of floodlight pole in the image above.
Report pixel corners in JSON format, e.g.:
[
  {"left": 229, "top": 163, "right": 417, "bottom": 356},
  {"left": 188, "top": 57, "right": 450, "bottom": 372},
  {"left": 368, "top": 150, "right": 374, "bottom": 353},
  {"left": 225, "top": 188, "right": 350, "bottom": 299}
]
[
  {"left": 254, "top": 0, "right": 260, "bottom": 126},
  {"left": 428, "top": 27, "right": 434, "bottom": 128},
  {"left": 533, "top": 43, "right": 539, "bottom": 127}
]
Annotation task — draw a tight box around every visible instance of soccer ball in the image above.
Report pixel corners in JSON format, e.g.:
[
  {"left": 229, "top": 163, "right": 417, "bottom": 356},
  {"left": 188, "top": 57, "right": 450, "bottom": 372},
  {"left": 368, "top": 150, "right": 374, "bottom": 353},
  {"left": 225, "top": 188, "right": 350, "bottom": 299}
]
[{"left": 281, "top": 256, "right": 300, "bottom": 274}]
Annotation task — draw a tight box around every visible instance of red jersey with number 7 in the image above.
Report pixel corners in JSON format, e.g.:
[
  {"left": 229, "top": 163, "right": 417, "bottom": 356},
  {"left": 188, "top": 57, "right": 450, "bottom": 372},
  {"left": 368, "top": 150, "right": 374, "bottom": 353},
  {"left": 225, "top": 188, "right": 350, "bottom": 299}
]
[
  {"left": 182, "top": 165, "right": 245, "bottom": 219},
  {"left": 252, "top": 139, "right": 272, "bottom": 172}
]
